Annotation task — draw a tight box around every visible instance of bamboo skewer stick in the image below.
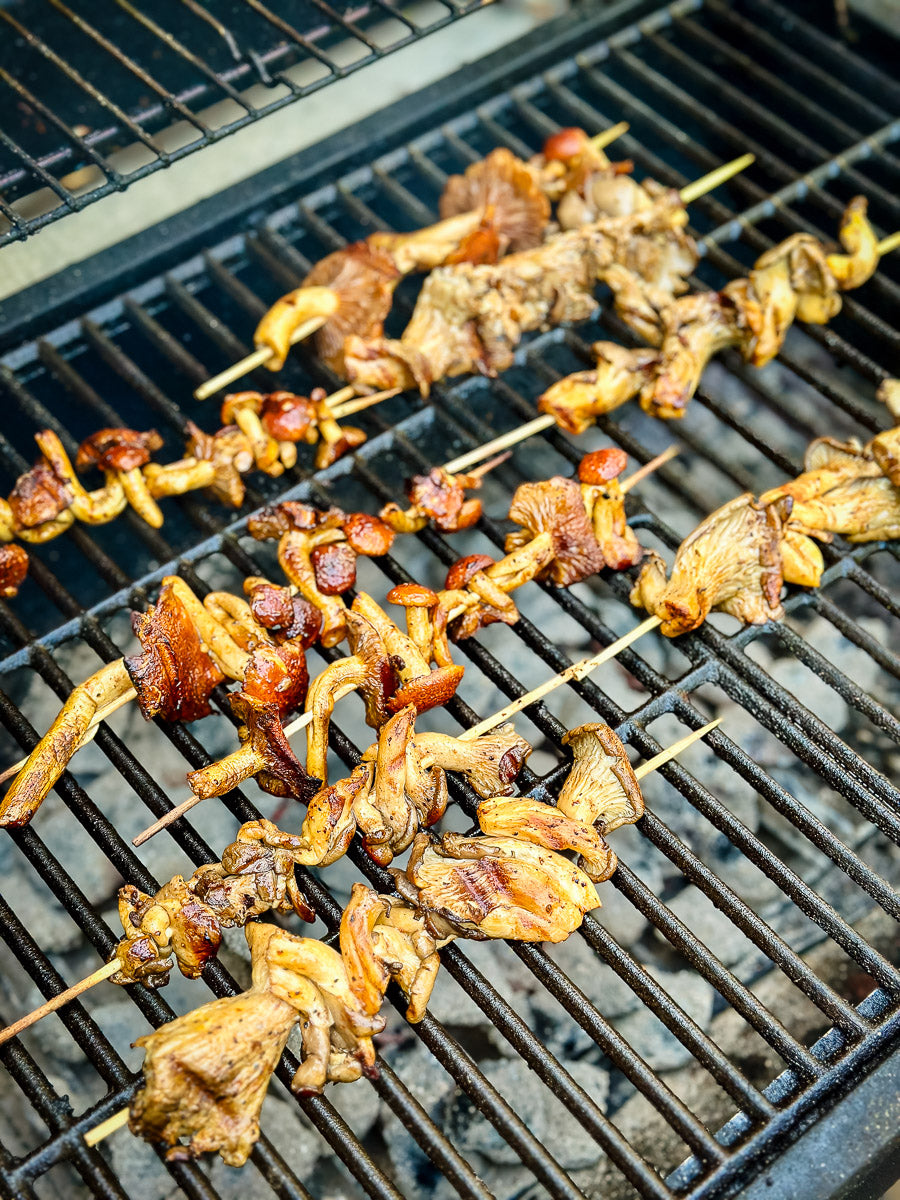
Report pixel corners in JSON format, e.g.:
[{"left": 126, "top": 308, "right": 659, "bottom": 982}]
[
  {"left": 0, "top": 960, "right": 120, "bottom": 1048},
  {"left": 877, "top": 231, "right": 900, "bottom": 255},
  {"left": 329, "top": 387, "right": 402, "bottom": 419},
  {"left": 679, "top": 153, "right": 754, "bottom": 205},
  {"left": 590, "top": 122, "right": 630, "bottom": 150},
  {"left": 78, "top": 710, "right": 720, "bottom": 1151},
  {"left": 194, "top": 317, "right": 328, "bottom": 401},
  {"left": 1, "top": 708, "right": 719, "bottom": 1055}
]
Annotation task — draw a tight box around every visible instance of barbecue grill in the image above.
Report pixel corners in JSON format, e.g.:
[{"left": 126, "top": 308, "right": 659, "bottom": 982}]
[{"left": 0, "top": 1, "right": 898, "bottom": 1198}]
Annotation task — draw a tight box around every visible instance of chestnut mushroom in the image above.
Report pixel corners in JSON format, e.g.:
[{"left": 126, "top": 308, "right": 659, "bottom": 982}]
[
  {"left": 75, "top": 427, "right": 165, "bottom": 526},
  {"left": 386, "top": 582, "right": 439, "bottom": 662},
  {"left": 8, "top": 460, "right": 73, "bottom": 530},
  {"left": 0, "top": 543, "right": 29, "bottom": 598},
  {"left": 259, "top": 391, "right": 319, "bottom": 445},
  {"left": 36, "top": 430, "right": 127, "bottom": 525},
  {"left": 220, "top": 393, "right": 283, "bottom": 476},
  {"left": 577, "top": 449, "right": 643, "bottom": 571},
  {"left": 206, "top": 690, "right": 320, "bottom": 802},
  {"left": 244, "top": 576, "right": 323, "bottom": 646},
  {"left": 311, "top": 388, "right": 367, "bottom": 469}
]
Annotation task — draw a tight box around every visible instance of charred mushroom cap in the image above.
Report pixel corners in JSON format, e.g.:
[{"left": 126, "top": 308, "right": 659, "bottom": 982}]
[
  {"left": 542, "top": 127, "right": 590, "bottom": 162},
  {"left": 125, "top": 579, "right": 226, "bottom": 722},
  {"left": 310, "top": 542, "right": 357, "bottom": 595},
  {"left": 444, "top": 554, "right": 495, "bottom": 590},
  {"left": 303, "top": 242, "right": 401, "bottom": 375},
  {"left": 244, "top": 577, "right": 324, "bottom": 647},
  {"left": 230, "top": 691, "right": 321, "bottom": 801},
  {"left": 8, "top": 461, "right": 72, "bottom": 528},
  {"left": 340, "top": 884, "right": 390, "bottom": 1015},
  {"left": 385, "top": 583, "right": 439, "bottom": 609},
  {"left": 388, "top": 664, "right": 464, "bottom": 715},
  {"left": 240, "top": 642, "right": 310, "bottom": 718},
  {"left": 247, "top": 501, "right": 336, "bottom": 541},
  {"left": 342, "top": 511, "right": 396, "bottom": 557},
  {"left": 438, "top": 147, "right": 550, "bottom": 255},
  {"left": 386, "top": 583, "right": 439, "bottom": 661},
  {"left": 407, "top": 468, "right": 482, "bottom": 533},
  {"left": 506, "top": 476, "right": 607, "bottom": 587},
  {"left": 76, "top": 428, "right": 164, "bottom": 474},
  {"left": 558, "top": 723, "right": 644, "bottom": 833},
  {"left": 184, "top": 422, "right": 250, "bottom": 508},
  {"left": 0, "top": 543, "right": 29, "bottom": 598},
  {"left": 577, "top": 447, "right": 629, "bottom": 484},
  {"left": 259, "top": 392, "right": 318, "bottom": 443}
]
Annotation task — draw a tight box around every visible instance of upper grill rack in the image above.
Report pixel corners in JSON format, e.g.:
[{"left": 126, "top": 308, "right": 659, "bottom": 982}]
[
  {"left": 0, "top": 0, "right": 483, "bottom": 247},
  {"left": 0, "top": 1, "right": 898, "bottom": 1199}
]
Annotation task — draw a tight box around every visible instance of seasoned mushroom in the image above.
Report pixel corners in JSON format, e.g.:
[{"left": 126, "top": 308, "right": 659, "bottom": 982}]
[
  {"left": 244, "top": 576, "right": 323, "bottom": 646},
  {"left": 341, "top": 884, "right": 441, "bottom": 1022},
  {"left": 826, "top": 195, "right": 878, "bottom": 290},
  {"left": 876, "top": 379, "right": 900, "bottom": 422},
  {"left": 380, "top": 466, "right": 485, "bottom": 534},
  {"left": 298, "top": 244, "right": 400, "bottom": 376},
  {"left": 311, "top": 541, "right": 357, "bottom": 595},
  {"left": 413, "top": 724, "right": 531, "bottom": 798},
  {"left": 130, "top": 975, "right": 297, "bottom": 1165},
  {"left": 438, "top": 146, "right": 550, "bottom": 255},
  {"left": 220, "top": 393, "right": 283, "bottom": 476},
  {"left": 311, "top": 388, "right": 367, "bottom": 469},
  {"left": 477, "top": 796, "right": 617, "bottom": 883},
  {"left": 342, "top": 511, "right": 396, "bottom": 557},
  {"left": 505, "top": 475, "right": 607, "bottom": 586},
  {"left": 630, "top": 495, "right": 791, "bottom": 636},
  {"left": 578, "top": 449, "right": 643, "bottom": 570},
  {"left": 294, "top": 761, "right": 373, "bottom": 868},
  {"left": 126, "top": 579, "right": 226, "bottom": 722},
  {"left": 0, "top": 658, "right": 134, "bottom": 828},
  {"left": 240, "top": 641, "right": 310, "bottom": 718},
  {"left": 356, "top": 706, "right": 427, "bottom": 864},
  {"left": 386, "top": 583, "right": 439, "bottom": 662},
  {"left": 399, "top": 831, "right": 600, "bottom": 942},
  {"left": 37, "top": 430, "right": 127, "bottom": 525},
  {"left": 557, "top": 723, "right": 644, "bottom": 835},
  {"left": 210, "top": 690, "right": 320, "bottom": 802},
  {"left": 8, "top": 460, "right": 72, "bottom": 529},
  {"left": 185, "top": 422, "right": 254, "bottom": 508},
  {"left": 0, "top": 543, "right": 29, "bottom": 598},
  {"left": 75, "top": 427, "right": 165, "bottom": 526},
  {"left": 870, "top": 426, "right": 900, "bottom": 487},
  {"left": 259, "top": 391, "right": 319, "bottom": 445},
  {"left": 254, "top": 283, "right": 342, "bottom": 371}
]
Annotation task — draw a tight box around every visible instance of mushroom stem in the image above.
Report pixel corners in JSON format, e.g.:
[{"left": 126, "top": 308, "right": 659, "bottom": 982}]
[
  {"left": 120, "top": 467, "right": 164, "bottom": 528},
  {"left": 0, "top": 659, "right": 135, "bottom": 828},
  {"left": 144, "top": 458, "right": 217, "bottom": 498}
]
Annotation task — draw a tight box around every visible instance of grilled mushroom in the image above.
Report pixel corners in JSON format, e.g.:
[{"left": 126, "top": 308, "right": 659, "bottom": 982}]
[
  {"left": 539, "top": 343, "right": 659, "bottom": 435},
  {"left": 505, "top": 475, "right": 607, "bottom": 586},
  {"left": 438, "top": 146, "right": 550, "bottom": 255},
  {"left": 220, "top": 393, "right": 283, "bottom": 476},
  {"left": 557, "top": 723, "right": 644, "bottom": 834},
  {"left": 477, "top": 796, "right": 617, "bottom": 882},
  {"left": 0, "top": 543, "right": 29, "bottom": 598},
  {"left": 578, "top": 448, "right": 643, "bottom": 570},
  {"left": 185, "top": 422, "right": 254, "bottom": 508},
  {"left": 38, "top": 430, "right": 127, "bottom": 524},
  {"left": 413, "top": 724, "right": 531, "bottom": 798},
  {"left": 75, "top": 427, "right": 165, "bottom": 525},
  {"left": 8, "top": 460, "right": 72, "bottom": 529}
]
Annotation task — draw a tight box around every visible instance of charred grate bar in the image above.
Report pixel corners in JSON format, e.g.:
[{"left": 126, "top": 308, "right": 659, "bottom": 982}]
[
  {"left": 0, "top": 0, "right": 485, "bottom": 247},
  {"left": 0, "top": 1, "right": 898, "bottom": 1198}
]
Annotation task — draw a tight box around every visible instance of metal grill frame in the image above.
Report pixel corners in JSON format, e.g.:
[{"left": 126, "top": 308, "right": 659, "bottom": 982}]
[
  {"left": 0, "top": 2, "right": 898, "bottom": 1198},
  {"left": 0, "top": 0, "right": 486, "bottom": 248}
]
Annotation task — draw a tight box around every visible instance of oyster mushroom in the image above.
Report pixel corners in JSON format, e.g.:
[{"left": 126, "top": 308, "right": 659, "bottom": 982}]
[
  {"left": 356, "top": 706, "right": 423, "bottom": 865},
  {"left": 826, "top": 195, "right": 878, "bottom": 290},
  {"left": 477, "top": 795, "right": 617, "bottom": 882},
  {"left": 538, "top": 343, "right": 659, "bottom": 435},
  {"left": 413, "top": 723, "right": 531, "bottom": 798},
  {"left": 254, "top": 283, "right": 342, "bottom": 371},
  {"left": 399, "top": 831, "right": 600, "bottom": 942},
  {"left": 870, "top": 425, "right": 900, "bottom": 487},
  {"left": 294, "top": 761, "right": 373, "bottom": 868},
  {"left": 629, "top": 494, "right": 791, "bottom": 636},
  {"left": 557, "top": 723, "right": 644, "bottom": 837},
  {"left": 75, "top": 427, "right": 165, "bottom": 526},
  {"left": 505, "top": 475, "right": 607, "bottom": 586}
]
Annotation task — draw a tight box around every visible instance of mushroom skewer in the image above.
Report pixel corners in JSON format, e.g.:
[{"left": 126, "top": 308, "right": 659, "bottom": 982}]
[
  {"left": 539, "top": 209, "right": 900, "bottom": 433},
  {"left": 192, "top": 124, "right": 633, "bottom": 401},
  {"left": 0, "top": 712, "right": 718, "bottom": 1058}
]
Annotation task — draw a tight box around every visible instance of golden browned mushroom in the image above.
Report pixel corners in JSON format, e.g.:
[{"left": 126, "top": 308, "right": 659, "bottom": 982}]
[
  {"left": 220, "top": 393, "right": 283, "bottom": 476},
  {"left": 438, "top": 146, "right": 551, "bottom": 255},
  {"left": 397, "top": 830, "right": 600, "bottom": 942},
  {"left": 184, "top": 422, "right": 254, "bottom": 508},
  {"left": 477, "top": 795, "right": 617, "bottom": 883},
  {"left": 130, "top": 954, "right": 298, "bottom": 1165},
  {"left": 412, "top": 724, "right": 531, "bottom": 799},
  {"left": 311, "top": 388, "right": 367, "bottom": 470},
  {"left": 143, "top": 457, "right": 217, "bottom": 499},
  {"left": 380, "top": 466, "right": 485, "bottom": 534},
  {"left": 356, "top": 706, "right": 438, "bottom": 865},
  {"left": 0, "top": 543, "right": 29, "bottom": 598},
  {"left": 385, "top": 582, "right": 440, "bottom": 661},
  {"left": 244, "top": 576, "right": 324, "bottom": 646},
  {"left": 826, "top": 195, "right": 879, "bottom": 289},
  {"left": 254, "top": 284, "right": 342, "bottom": 371},
  {"left": 125, "top": 579, "right": 228, "bottom": 722},
  {"left": 304, "top": 608, "right": 399, "bottom": 784},
  {"left": 630, "top": 495, "right": 791, "bottom": 636},
  {"left": 36, "top": 430, "right": 127, "bottom": 524},
  {"left": 578, "top": 448, "right": 643, "bottom": 570},
  {"left": 870, "top": 425, "right": 900, "bottom": 487},
  {"left": 538, "top": 343, "right": 659, "bottom": 435},
  {"left": 876, "top": 379, "right": 900, "bottom": 421},
  {"left": 505, "top": 475, "right": 608, "bottom": 586},
  {"left": 75, "top": 427, "right": 165, "bottom": 527},
  {"left": 8, "top": 460, "right": 72, "bottom": 531},
  {"left": 0, "top": 657, "right": 133, "bottom": 828},
  {"left": 556, "top": 723, "right": 643, "bottom": 880}
]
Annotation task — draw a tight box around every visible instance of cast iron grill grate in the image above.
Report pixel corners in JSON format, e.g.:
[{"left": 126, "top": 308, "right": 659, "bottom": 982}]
[
  {"left": 0, "top": 1, "right": 898, "bottom": 1198},
  {"left": 0, "top": 0, "right": 484, "bottom": 246}
]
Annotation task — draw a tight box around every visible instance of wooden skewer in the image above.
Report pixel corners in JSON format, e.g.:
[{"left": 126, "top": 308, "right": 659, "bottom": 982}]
[
  {"left": 330, "top": 387, "right": 402, "bottom": 419},
  {"left": 0, "top": 960, "right": 120, "bottom": 1048},
  {"left": 679, "top": 153, "right": 755, "bottom": 205},
  {"left": 877, "top": 231, "right": 900, "bottom": 256},
  {"left": 5, "top": 704, "right": 717, "bottom": 1057},
  {"left": 194, "top": 317, "right": 328, "bottom": 401},
  {"left": 619, "top": 444, "right": 680, "bottom": 493},
  {"left": 590, "top": 121, "right": 630, "bottom": 151},
  {"left": 633, "top": 717, "right": 721, "bottom": 780},
  {"left": 84, "top": 1107, "right": 130, "bottom": 1148},
  {"left": 458, "top": 615, "right": 662, "bottom": 742}
]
